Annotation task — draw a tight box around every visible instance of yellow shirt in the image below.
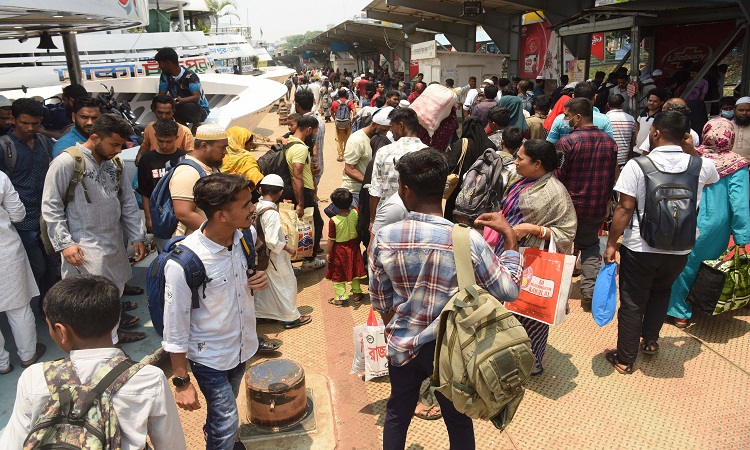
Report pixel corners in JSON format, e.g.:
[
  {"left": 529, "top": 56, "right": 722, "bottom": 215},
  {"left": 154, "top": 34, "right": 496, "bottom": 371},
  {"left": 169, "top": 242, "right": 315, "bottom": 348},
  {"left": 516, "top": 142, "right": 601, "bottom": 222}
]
[
  {"left": 168, "top": 155, "right": 216, "bottom": 236},
  {"left": 285, "top": 137, "right": 314, "bottom": 190}
]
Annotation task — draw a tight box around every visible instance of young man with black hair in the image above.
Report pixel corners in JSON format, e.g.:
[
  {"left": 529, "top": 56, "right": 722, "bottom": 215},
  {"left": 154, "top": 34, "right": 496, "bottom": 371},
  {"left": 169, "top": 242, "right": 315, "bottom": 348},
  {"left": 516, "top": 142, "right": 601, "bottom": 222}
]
[
  {"left": 501, "top": 126, "right": 524, "bottom": 155},
  {"left": 155, "top": 47, "right": 210, "bottom": 133},
  {"left": 369, "top": 108, "right": 428, "bottom": 227},
  {"left": 294, "top": 88, "right": 327, "bottom": 186},
  {"left": 487, "top": 106, "right": 511, "bottom": 148},
  {"left": 604, "top": 110, "right": 719, "bottom": 374},
  {"left": 1, "top": 99, "right": 58, "bottom": 310},
  {"left": 526, "top": 94, "right": 551, "bottom": 139},
  {"left": 52, "top": 97, "right": 102, "bottom": 157},
  {"left": 609, "top": 73, "right": 631, "bottom": 114},
  {"left": 370, "top": 148, "right": 523, "bottom": 450},
  {"left": 286, "top": 114, "right": 326, "bottom": 269},
  {"left": 384, "top": 90, "right": 401, "bottom": 108},
  {"left": 547, "top": 81, "right": 614, "bottom": 144},
  {"left": 472, "top": 84, "right": 499, "bottom": 128},
  {"left": 42, "top": 114, "right": 148, "bottom": 344},
  {"left": 551, "top": 74, "right": 569, "bottom": 105},
  {"left": 163, "top": 174, "right": 269, "bottom": 450},
  {"left": 0, "top": 95, "right": 12, "bottom": 135},
  {"left": 634, "top": 89, "right": 668, "bottom": 155},
  {"left": 137, "top": 94, "right": 194, "bottom": 159},
  {"left": 0, "top": 275, "right": 185, "bottom": 449},
  {"left": 137, "top": 119, "right": 188, "bottom": 242},
  {"left": 556, "top": 97, "right": 618, "bottom": 312},
  {"left": 331, "top": 88, "right": 356, "bottom": 162}
]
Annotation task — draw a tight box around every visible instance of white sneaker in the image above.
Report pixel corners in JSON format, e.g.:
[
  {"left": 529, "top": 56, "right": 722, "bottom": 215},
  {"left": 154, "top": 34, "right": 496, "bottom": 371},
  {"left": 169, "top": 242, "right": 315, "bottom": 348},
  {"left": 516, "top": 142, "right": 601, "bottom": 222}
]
[{"left": 301, "top": 258, "right": 326, "bottom": 270}]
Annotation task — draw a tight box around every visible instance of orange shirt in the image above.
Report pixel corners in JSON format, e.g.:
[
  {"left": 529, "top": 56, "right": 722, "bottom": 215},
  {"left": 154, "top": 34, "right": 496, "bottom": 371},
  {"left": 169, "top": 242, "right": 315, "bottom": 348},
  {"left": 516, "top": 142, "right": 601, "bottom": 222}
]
[{"left": 140, "top": 120, "right": 194, "bottom": 153}]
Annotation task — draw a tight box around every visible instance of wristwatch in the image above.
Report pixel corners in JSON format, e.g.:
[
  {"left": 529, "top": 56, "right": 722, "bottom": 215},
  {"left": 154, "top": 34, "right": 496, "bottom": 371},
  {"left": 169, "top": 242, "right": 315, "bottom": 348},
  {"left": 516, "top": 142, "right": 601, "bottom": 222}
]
[{"left": 172, "top": 374, "right": 191, "bottom": 387}]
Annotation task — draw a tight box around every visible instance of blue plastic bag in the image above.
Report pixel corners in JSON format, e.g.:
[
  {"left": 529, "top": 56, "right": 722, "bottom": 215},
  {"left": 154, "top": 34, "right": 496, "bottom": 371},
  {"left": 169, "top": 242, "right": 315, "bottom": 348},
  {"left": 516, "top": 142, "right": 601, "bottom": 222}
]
[{"left": 592, "top": 263, "right": 617, "bottom": 327}]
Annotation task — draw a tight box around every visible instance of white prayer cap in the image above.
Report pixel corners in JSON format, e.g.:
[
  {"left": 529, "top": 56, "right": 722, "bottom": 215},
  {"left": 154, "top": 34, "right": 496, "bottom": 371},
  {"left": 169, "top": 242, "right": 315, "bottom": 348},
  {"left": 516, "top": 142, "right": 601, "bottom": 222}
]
[
  {"left": 736, "top": 97, "right": 750, "bottom": 106},
  {"left": 399, "top": 99, "right": 410, "bottom": 108},
  {"left": 536, "top": 75, "right": 544, "bottom": 80},
  {"left": 652, "top": 69, "right": 663, "bottom": 76},
  {"left": 373, "top": 106, "right": 394, "bottom": 126},
  {"left": 0, "top": 95, "right": 10, "bottom": 108},
  {"left": 259, "top": 174, "right": 285, "bottom": 188},
  {"left": 564, "top": 82, "right": 579, "bottom": 89},
  {"left": 483, "top": 78, "right": 494, "bottom": 85}
]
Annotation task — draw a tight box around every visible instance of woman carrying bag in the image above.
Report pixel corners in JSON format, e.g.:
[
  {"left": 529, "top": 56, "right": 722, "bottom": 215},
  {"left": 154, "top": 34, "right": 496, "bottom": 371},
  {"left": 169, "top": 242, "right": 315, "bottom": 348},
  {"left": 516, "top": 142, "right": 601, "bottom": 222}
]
[
  {"left": 444, "top": 116, "right": 497, "bottom": 222},
  {"left": 484, "top": 139, "right": 577, "bottom": 375},
  {"left": 667, "top": 118, "right": 750, "bottom": 327}
]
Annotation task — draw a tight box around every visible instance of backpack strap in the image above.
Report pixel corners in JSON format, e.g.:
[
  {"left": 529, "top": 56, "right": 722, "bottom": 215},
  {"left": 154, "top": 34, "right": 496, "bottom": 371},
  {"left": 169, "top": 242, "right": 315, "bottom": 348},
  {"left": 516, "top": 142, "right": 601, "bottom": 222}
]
[
  {"left": 168, "top": 244, "right": 207, "bottom": 309},
  {"left": 178, "top": 158, "right": 208, "bottom": 178},
  {"left": 452, "top": 139, "right": 469, "bottom": 175},
  {"left": 73, "top": 359, "right": 142, "bottom": 423},
  {"left": 632, "top": 156, "right": 659, "bottom": 227},
  {"left": 63, "top": 146, "right": 90, "bottom": 204},
  {"left": 36, "top": 133, "right": 52, "bottom": 162},
  {"left": 0, "top": 135, "right": 15, "bottom": 175},
  {"left": 452, "top": 224, "right": 477, "bottom": 290}
]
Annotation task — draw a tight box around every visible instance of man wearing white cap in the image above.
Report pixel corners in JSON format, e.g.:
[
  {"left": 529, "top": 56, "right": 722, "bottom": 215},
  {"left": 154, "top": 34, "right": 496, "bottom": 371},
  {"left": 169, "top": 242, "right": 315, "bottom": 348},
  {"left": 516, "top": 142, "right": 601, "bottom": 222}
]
[
  {"left": 42, "top": 114, "right": 147, "bottom": 344},
  {"left": 169, "top": 124, "right": 228, "bottom": 237},
  {"left": 734, "top": 96, "right": 750, "bottom": 159},
  {"left": 533, "top": 75, "right": 545, "bottom": 99},
  {"left": 0, "top": 95, "right": 12, "bottom": 135}
]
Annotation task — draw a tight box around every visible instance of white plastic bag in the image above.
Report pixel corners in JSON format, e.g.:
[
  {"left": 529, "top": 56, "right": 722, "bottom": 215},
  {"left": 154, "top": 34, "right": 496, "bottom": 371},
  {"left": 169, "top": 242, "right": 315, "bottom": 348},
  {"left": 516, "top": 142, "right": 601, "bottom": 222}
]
[
  {"left": 361, "top": 307, "right": 388, "bottom": 381},
  {"left": 351, "top": 323, "right": 367, "bottom": 374}
]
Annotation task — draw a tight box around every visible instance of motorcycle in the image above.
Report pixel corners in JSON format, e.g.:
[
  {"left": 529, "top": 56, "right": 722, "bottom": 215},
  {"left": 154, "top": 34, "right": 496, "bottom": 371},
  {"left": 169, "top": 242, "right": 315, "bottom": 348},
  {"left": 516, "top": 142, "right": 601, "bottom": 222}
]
[{"left": 97, "top": 83, "right": 145, "bottom": 146}]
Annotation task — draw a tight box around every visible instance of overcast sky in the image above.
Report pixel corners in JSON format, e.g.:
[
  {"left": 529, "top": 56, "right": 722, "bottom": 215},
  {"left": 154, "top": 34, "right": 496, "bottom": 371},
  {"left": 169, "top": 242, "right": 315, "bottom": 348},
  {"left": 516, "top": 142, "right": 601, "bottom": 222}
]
[{"left": 219, "top": 0, "right": 373, "bottom": 43}]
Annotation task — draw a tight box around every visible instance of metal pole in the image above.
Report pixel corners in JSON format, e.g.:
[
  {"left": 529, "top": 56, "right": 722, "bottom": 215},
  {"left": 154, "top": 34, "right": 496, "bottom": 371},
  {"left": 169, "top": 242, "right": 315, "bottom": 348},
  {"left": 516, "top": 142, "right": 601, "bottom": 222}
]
[
  {"left": 629, "top": 25, "right": 640, "bottom": 114},
  {"left": 178, "top": 3, "right": 185, "bottom": 32},
  {"left": 557, "top": 31, "right": 564, "bottom": 82},
  {"left": 61, "top": 31, "right": 82, "bottom": 86},
  {"left": 742, "top": 26, "right": 750, "bottom": 97}
]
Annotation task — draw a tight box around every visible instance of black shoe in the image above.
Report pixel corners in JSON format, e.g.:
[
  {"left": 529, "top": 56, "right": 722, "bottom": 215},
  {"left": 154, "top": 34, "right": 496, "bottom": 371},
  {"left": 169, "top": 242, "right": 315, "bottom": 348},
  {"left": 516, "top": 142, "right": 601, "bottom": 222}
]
[{"left": 581, "top": 298, "right": 592, "bottom": 312}]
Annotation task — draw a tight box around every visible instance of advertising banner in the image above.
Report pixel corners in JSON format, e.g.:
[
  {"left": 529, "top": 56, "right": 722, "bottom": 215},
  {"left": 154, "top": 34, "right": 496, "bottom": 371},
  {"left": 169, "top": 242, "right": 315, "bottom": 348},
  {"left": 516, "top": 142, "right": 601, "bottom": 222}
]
[
  {"left": 654, "top": 21, "right": 741, "bottom": 78},
  {"left": 591, "top": 33, "right": 605, "bottom": 61}
]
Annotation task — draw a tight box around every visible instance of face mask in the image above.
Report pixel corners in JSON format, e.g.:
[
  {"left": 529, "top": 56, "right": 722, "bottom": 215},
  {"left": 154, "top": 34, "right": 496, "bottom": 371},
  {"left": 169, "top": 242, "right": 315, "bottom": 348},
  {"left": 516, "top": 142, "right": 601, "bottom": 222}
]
[{"left": 721, "top": 110, "right": 735, "bottom": 120}]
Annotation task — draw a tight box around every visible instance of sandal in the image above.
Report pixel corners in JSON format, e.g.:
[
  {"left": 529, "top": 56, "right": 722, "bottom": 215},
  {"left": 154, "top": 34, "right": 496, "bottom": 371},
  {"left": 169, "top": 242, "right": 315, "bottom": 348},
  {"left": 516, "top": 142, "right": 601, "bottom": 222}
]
[
  {"left": 284, "top": 315, "right": 312, "bottom": 329},
  {"left": 257, "top": 338, "right": 281, "bottom": 353},
  {"left": 121, "top": 300, "right": 138, "bottom": 311},
  {"left": 350, "top": 293, "right": 366, "bottom": 303},
  {"left": 123, "top": 285, "right": 144, "bottom": 296},
  {"left": 21, "top": 343, "right": 47, "bottom": 368},
  {"left": 605, "top": 350, "right": 634, "bottom": 375},
  {"left": 673, "top": 318, "right": 689, "bottom": 329},
  {"left": 0, "top": 364, "right": 14, "bottom": 375},
  {"left": 118, "top": 330, "right": 146, "bottom": 344},
  {"left": 120, "top": 312, "right": 140, "bottom": 329},
  {"left": 328, "top": 297, "right": 348, "bottom": 307},
  {"left": 414, "top": 404, "right": 442, "bottom": 421},
  {"left": 640, "top": 339, "right": 660, "bottom": 355}
]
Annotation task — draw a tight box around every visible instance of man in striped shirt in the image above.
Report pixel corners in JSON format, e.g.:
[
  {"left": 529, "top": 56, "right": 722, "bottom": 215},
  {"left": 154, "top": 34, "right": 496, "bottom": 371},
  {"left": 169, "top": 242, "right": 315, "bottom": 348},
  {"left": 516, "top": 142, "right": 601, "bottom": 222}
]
[
  {"left": 606, "top": 94, "right": 636, "bottom": 169},
  {"left": 370, "top": 148, "right": 523, "bottom": 450}
]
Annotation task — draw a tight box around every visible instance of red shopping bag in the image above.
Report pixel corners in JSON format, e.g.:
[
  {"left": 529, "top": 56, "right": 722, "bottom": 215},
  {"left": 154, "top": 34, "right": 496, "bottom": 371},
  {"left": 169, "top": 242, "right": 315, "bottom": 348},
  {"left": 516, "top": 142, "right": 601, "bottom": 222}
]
[{"left": 506, "top": 235, "right": 575, "bottom": 325}]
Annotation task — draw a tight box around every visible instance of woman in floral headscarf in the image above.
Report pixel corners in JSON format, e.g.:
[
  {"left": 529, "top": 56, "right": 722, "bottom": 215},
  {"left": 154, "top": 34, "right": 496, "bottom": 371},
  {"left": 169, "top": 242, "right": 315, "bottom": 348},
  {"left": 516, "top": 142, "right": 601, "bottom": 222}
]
[
  {"left": 220, "top": 126, "right": 264, "bottom": 185},
  {"left": 667, "top": 117, "right": 750, "bottom": 327}
]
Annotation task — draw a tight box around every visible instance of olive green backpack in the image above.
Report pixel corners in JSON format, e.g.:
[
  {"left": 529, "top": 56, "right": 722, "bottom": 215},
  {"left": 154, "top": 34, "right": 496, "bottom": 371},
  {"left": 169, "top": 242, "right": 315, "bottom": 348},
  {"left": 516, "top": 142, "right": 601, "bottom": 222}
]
[{"left": 431, "top": 224, "right": 535, "bottom": 431}]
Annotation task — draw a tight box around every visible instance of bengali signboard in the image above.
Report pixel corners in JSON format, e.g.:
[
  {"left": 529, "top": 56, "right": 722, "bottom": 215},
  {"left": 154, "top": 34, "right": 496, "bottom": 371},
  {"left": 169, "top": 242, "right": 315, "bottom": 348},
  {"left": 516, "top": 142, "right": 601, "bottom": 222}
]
[{"left": 411, "top": 40, "right": 437, "bottom": 60}]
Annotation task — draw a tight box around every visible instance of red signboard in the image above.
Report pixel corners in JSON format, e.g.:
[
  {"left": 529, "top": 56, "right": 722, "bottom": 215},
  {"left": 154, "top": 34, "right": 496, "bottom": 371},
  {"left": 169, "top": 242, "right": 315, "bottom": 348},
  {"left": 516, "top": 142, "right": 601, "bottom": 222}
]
[
  {"left": 654, "top": 21, "right": 742, "bottom": 78},
  {"left": 518, "top": 21, "right": 550, "bottom": 78},
  {"left": 410, "top": 59, "right": 419, "bottom": 80},
  {"left": 591, "top": 33, "right": 605, "bottom": 61}
]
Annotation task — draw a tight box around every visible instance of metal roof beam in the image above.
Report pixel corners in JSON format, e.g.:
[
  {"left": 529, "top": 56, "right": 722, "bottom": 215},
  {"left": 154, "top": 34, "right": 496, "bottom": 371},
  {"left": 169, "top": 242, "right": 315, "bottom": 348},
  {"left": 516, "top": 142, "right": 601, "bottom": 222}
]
[{"left": 385, "top": 0, "right": 507, "bottom": 24}]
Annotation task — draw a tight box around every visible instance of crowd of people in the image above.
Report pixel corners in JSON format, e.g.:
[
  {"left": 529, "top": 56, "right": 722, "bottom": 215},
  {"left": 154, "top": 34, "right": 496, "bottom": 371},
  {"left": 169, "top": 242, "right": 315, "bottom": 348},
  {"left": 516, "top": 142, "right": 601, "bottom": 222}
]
[{"left": 0, "top": 47, "right": 749, "bottom": 449}]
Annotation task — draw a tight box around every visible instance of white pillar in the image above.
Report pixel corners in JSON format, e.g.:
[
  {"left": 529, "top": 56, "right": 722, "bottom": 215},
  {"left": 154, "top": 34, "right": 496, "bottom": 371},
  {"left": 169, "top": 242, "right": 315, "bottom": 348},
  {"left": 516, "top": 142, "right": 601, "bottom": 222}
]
[{"left": 178, "top": 3, "right": 186, "bottom": 32}]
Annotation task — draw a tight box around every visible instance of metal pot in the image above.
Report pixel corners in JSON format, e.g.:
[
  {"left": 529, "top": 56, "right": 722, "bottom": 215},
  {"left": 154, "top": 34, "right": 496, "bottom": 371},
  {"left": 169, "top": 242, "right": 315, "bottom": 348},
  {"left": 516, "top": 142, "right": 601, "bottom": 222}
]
[{"left": 245, "top": 359, "right": 307, "bottom": 428}]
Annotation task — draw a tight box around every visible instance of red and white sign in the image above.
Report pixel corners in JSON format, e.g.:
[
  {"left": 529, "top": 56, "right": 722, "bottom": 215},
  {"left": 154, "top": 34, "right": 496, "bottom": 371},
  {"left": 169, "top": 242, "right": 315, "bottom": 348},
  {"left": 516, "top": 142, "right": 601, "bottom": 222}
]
[
  {"left": 626, "top": 81, "right": 638, "bottom": 98},
  {"left": 654, "top": 21, "right": 742, "bottom": 78},
  {"left": 518, "top": 22, "right": 549, "bottom": 78},
  {"left": 591, "top": 33, "right": 605, "bottom": 61}
]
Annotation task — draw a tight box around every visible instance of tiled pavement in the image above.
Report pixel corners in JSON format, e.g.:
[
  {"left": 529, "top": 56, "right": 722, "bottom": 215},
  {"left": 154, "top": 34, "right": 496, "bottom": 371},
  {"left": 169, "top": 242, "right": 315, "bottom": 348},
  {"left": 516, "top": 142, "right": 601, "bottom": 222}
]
[{"left": 169, "top": 106, "right": 750, "bottom": 449}]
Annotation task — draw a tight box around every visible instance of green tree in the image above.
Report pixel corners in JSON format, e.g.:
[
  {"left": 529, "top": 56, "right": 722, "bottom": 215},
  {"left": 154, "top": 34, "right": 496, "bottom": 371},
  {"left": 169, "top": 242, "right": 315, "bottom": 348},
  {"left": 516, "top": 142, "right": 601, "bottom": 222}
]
[
  {"left": 205, "top": 0, "right": 239, "bottom": 33},
  {"left": 282, "top": 31, "right": 322, "bottom": 52}
]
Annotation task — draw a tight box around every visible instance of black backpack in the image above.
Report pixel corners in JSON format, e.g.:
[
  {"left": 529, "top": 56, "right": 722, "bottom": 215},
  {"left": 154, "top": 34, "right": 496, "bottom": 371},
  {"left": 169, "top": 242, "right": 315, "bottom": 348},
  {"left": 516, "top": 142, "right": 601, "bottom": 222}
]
[
  {"left": 257, "top": 142, "right": 295, "bottom": 201},
  {"left": 634, "top": 155, "right": 701, "bottom": 251}
]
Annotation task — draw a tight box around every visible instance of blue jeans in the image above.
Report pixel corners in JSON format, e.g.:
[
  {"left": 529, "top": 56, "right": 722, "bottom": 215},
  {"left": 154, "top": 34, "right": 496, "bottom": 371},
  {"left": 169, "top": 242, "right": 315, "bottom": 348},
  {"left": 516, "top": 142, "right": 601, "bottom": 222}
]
[
  {"left": 189, "top": 360, "right": 246, "bottom": 450},
  {"left": 17, "top": 228, "right": 60, "bottom": 307}
]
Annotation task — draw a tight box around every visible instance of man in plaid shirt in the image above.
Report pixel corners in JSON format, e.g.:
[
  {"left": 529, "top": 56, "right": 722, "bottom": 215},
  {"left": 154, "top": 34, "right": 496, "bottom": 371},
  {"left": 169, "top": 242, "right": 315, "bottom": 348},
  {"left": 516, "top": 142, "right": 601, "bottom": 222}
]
[
  {"left": 369, "top": 149, "right": 523, "bottom": 450},
  {"left": 556, "top": 97, "right": 618, "bottom": 312}
]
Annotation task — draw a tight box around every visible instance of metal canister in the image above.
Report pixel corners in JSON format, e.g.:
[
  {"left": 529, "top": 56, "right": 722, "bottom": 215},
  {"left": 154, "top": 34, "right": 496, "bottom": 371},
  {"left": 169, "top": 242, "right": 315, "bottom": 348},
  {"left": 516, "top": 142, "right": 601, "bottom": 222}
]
[{"left": 245, "top": 359, "right": 307, "bottom": 428}]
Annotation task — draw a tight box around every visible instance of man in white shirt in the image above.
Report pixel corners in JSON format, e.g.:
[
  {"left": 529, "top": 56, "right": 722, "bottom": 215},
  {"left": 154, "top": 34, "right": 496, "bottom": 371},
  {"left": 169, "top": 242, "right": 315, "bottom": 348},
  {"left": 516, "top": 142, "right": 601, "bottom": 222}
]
[
  {"left": 1, "top": 275, "right": 185, "bottom": 450},
  {"left": 341, "top": 116, "right": 376, "bottom": 205},
  {"left": 368, "top": 108, "right": 428, "bottom": 230},
  {"left": 604, "top": 110, "right": 719, "bottom": 374},
  {"left": 733, "top": 96, "right": 750, "bottom": 159},
  {"left": 462, "top": 77, "right": 480, "bottom": 118},
  {"left": 163, "top": 173, "right": 270, "bottom": 450}
]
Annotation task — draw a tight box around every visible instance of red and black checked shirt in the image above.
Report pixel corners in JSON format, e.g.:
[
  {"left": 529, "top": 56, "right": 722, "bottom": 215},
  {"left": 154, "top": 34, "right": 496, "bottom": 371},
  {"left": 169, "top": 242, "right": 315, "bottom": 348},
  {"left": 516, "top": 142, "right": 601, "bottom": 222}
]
[{"left": 555, "top": 126, "right": 618, "bottom": 220}]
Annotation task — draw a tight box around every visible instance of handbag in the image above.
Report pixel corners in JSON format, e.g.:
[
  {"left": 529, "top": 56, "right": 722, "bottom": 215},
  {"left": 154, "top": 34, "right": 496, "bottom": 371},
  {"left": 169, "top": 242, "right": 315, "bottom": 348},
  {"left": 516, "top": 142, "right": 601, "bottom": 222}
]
[
  {"left": 506, "top": 234, "right": 576, "bottom": 325},
  {"left": 686, "top": 245, "right": 750, "bottom": 315},
  {"left": 443, "top": 138, "right": 468, "bottom": 199}
]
